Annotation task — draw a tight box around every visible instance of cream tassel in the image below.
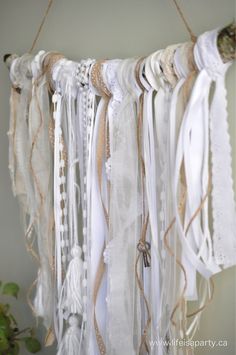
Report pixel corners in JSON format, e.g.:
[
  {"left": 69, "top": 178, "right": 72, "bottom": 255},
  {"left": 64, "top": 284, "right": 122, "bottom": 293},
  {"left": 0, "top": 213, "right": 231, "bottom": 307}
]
[
  {"left": 57, "top": 315, "right": 83, "bottom": 355},
  {"left": 59, "top": 245, "right": 83, "bottom": 316}
]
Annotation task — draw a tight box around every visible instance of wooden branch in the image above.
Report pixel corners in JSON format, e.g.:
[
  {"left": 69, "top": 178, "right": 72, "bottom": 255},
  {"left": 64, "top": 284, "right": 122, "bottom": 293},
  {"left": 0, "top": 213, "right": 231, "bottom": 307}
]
[
  {"left": 3, "top": 24, "right": 235, "bottom": 70},
  {"left": 217, "top": 23, "right": 236, "bottom": 62},
  {"left": 4, "top": 53, "right": 18, "bottom": 70}
]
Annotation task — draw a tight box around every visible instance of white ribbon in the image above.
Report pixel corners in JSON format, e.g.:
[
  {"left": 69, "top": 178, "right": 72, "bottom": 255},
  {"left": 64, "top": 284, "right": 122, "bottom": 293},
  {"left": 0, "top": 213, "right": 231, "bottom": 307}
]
[{"left": 194, "top": 29, "right": 236, "bottom": 269}]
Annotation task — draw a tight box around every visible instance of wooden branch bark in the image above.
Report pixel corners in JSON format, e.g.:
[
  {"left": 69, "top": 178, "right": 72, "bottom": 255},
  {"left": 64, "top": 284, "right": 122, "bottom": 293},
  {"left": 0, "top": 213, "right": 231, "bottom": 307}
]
[{"left": 217, "top": 23, "right": 236, "bottom": 62}]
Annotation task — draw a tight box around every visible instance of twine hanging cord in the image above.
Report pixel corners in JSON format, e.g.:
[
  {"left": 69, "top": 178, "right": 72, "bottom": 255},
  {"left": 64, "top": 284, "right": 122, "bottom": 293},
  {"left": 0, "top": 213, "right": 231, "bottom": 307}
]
[
  {"left": 30, "top": 0, "right": 195, "bottom": 53},
  {"left": 171, "top": 0, "right": 197, "bottom": 42},
  {"left": 29, "top": 0, "right": 54, "bottom": 53}
]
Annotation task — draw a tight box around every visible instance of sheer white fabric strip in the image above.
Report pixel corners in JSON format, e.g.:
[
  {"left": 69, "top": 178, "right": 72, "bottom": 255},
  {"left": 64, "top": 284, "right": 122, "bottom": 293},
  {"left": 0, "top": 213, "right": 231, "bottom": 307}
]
[
  {"left": 9, "top": 53, "right": 54, "bottom": 330},
  {"left": 105, "top": 58, "right": 141, "bottom": 355},
  {"left": 30, "top": 51, "right": 54, "bottom": 329},
  {"left": 9, "top": 55, "right": 36, "bottom": 239},
  {"left": 146, "top": 48, "right": 183, "bottom": 354}
]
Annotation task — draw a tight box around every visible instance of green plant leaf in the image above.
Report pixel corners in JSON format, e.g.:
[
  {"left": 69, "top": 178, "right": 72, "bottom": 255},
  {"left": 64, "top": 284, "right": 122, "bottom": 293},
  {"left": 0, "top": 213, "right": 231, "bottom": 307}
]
[
  {"left": 0, "top": 313, "right": 11, "bottom": 336},
  {"left": 2, "top": 283, "right": 20, "bottom": 299},
  {"left": 24, "top": 337, "right": 41, "bottom": 353},
  {"left": 0, "top": 329, "right": 9, "bottom": 351}
]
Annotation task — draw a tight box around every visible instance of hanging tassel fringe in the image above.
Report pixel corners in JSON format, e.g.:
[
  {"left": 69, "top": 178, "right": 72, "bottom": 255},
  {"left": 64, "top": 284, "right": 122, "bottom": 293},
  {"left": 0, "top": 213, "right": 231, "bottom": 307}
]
[
  {"left": 59, "top": 245, "right": 84, "bottom": 316},
  {"left": 57, "top": 315, "right": 83, "bottom": 355}
]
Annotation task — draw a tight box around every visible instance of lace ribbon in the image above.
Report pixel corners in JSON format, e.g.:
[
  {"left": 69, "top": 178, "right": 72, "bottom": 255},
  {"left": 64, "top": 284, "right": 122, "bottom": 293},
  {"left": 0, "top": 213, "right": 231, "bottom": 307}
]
[{"left": 194, "top": 29, "right": 236, "bottom": 268}]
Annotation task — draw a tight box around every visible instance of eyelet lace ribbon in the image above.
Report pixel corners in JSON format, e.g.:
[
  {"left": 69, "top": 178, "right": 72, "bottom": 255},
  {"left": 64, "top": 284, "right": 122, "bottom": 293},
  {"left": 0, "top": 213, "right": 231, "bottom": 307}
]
[{"left": 194, "top": 29, "right": 236, "bottom": 268}]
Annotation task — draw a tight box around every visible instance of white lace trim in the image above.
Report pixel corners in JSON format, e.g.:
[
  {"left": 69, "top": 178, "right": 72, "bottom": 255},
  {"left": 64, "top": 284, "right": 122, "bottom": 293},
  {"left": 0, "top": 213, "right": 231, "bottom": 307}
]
[{"left": 194, "top": 29, "right": 236, "bottom": 267}]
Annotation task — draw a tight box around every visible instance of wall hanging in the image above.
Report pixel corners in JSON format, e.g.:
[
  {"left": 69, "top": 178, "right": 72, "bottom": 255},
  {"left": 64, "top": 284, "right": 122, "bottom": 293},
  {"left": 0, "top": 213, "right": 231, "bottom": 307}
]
[{"left": 4, "top": 2, "right": 236, "bottom": 353}]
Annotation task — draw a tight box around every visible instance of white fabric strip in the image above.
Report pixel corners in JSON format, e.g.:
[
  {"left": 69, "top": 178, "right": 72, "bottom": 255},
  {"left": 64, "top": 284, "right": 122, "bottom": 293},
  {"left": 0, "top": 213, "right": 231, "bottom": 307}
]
[
  {"left": 194, "top": 29, "right": 236, "bottom": 268},
  {"left": 105, "top": 58, "right": 141, "bottom": 355},
  {"left": 9, "top": 53, "right": 54, "bottom": 331},
  {"left": 87, "top": 96, "right": 107, "bottom": 355},
  {"left": 30, "top": 51, "right": 54, "bottom": 329}
]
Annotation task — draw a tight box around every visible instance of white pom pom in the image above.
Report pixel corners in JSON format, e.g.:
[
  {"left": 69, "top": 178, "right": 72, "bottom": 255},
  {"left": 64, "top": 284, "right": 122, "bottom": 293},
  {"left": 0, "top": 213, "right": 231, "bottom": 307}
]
[{"left": 71, "top": 245, "right": 82, "bottom": 258}]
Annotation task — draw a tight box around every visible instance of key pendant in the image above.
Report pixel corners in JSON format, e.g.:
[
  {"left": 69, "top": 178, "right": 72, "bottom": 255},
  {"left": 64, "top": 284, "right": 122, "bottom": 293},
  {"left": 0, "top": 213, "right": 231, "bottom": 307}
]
[
  {"left": 137, "top": 240, "right": 151, "bottom": 268},
  {"left": 143, "top": 252, "right": 150, "bottom": 267}
]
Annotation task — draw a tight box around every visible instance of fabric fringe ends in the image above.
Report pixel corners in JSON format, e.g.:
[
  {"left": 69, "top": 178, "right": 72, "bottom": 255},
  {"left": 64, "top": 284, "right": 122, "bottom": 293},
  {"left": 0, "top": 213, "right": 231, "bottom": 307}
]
[
  {"left": 57, "top": 315, "right": 83, "bottom": 355},
  {"left": 58, "top": 245, "right": 84, "bottom": 316}
]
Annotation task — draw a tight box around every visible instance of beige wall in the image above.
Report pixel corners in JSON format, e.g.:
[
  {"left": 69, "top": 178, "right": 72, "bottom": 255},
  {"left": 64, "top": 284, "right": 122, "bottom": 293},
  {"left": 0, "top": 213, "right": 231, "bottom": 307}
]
[{"left": 0, "top": 0, "right": 235, "bottom": 354}]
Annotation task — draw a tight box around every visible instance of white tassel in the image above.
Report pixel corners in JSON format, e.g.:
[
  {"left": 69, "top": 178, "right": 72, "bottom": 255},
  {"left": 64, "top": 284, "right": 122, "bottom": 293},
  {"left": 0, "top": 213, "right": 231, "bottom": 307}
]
[
  {"left": 57, "top": 315, "right": 83, "bottom": 355},
  {"left": 59, "top": 245, "right": 83, "bottom": 316}
]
